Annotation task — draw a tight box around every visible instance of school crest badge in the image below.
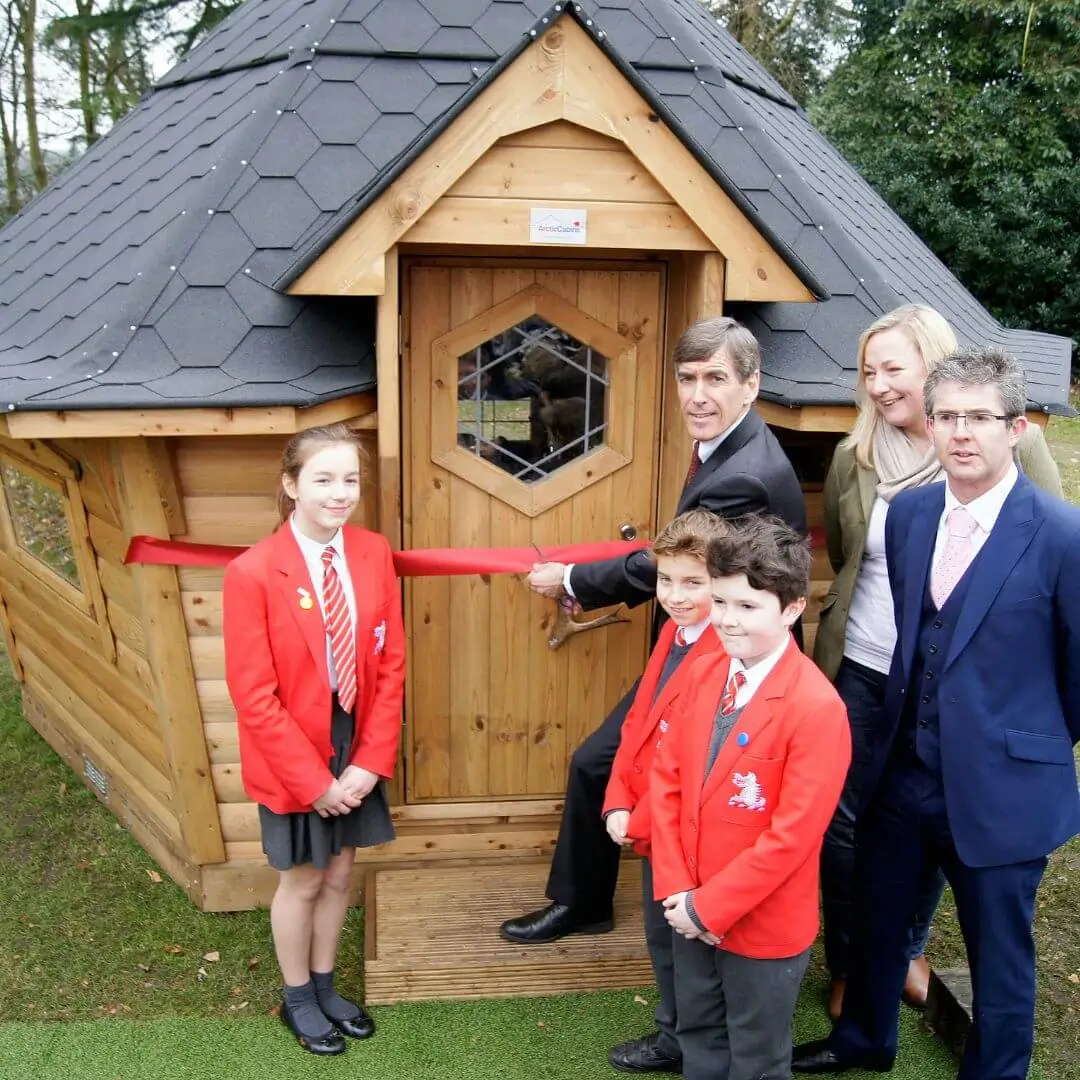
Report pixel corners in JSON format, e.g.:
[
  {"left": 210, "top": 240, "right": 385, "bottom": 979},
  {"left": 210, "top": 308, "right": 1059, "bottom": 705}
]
[
  {"left": 728, "top": 771, "right": 766, "bottom": 812},
  {"left": 373, "top": 620, "right": 386, "bottom": 655}
]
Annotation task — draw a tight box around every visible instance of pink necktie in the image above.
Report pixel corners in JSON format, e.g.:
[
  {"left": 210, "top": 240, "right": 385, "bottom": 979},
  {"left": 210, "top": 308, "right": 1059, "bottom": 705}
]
[
  {"left": 322, "top": 547, "right": 357, "bottom": 713},
  {"left": 931, "top": 507, "right": 978, "bottom": 609}
]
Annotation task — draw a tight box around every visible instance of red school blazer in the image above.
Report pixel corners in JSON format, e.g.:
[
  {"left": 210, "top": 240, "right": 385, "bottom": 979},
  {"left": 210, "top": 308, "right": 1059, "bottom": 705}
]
[
  {"left": 222, "top": 523, "right": 406, "bottom": 814},
  {"left": 603, "top": 621, "right": 723, "bottom": 857},
  {"left": 651, "top": 638, "right": 850, "bottom": 959}
]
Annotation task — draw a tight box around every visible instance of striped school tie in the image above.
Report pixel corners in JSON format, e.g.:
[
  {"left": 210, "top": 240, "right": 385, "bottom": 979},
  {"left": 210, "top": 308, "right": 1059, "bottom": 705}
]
[
  {"left": 322, "top": 547, "right": 357, "bottom": 713},
  {"left": 720, "top": 669, "right": 746, "bottom": 716}
]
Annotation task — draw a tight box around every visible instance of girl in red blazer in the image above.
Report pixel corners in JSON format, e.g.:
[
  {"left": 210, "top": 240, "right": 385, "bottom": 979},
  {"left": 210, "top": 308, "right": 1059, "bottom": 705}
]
[
  {"left": 223, "top": 423, "right": 404, "bottom": 1057},
  {"left": 602, "top": 509, "right": 726, "bottom": 1074}
]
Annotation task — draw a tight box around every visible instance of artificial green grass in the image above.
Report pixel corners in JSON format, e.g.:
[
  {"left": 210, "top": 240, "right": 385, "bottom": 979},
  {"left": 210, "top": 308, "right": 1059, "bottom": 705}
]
[
  {"left": 0, "top": 652, "right": 959, "bottom": 1080},
  {"left": 0, "top": 977, "right": 956, "bottom": 1080},
  {"left": 0, "top": 661, "right": 306, "bottom": 1022}
]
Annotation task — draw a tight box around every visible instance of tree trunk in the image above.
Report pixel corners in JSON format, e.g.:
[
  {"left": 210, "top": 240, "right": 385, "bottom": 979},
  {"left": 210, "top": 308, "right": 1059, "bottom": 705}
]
[
  {"left": 1, "top": 105, "right": 19, "bottom": 218},
  {"left": 20, "top": 0, "right": 47, "bottom": 191},
  {"left": 76, "top": 0, "right": 97, "bottom": 146}
]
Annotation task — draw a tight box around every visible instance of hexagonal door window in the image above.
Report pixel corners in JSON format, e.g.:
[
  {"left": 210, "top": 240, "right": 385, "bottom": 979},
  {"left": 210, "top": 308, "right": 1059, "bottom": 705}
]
[{"left": 456, "top": 317, "right": 609, "bottom": 483}]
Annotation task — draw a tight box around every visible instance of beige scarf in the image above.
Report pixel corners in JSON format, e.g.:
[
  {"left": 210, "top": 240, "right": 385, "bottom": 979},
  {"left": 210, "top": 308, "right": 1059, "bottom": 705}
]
[{"left": 873, "top": 421, "right": 942, "bottom": 502}]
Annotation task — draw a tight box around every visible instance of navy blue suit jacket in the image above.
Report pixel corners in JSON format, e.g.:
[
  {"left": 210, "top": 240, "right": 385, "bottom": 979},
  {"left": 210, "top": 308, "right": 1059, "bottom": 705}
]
[{"left": 876, "top": 473, "right": 1080, "bottom": 867}]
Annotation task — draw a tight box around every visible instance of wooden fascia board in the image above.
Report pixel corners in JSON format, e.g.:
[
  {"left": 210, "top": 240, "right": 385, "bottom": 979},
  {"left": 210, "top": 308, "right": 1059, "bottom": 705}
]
[
  {"left": 289, "top": 17, "right": 809, "bottom": 303},
  {"left": 288, "top": 32, "right": 567, "bottom": 296},
  {"left": 557, "top": 21, "right": 810, "bottom": 303},
  {"left": 757, "top": 401, "right": 854, "bottom": 432},
  {"left": 3, "top": 394, "right": 378, "bottom": 438}
]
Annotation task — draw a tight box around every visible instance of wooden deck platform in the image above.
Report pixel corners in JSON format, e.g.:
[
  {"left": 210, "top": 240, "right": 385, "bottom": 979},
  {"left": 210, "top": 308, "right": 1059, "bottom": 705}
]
[{"left": 363, "top": 859, "right": 653, "bottom": 1003}]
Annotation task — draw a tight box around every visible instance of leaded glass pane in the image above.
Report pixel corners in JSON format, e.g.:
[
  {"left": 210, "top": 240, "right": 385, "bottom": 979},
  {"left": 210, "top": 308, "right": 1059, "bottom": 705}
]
[{"left": 456, "top": 317, "right": 609, "bottom": 483}]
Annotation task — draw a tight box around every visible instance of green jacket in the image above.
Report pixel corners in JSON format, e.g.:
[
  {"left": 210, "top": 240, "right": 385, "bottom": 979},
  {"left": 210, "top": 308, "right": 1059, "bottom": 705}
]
[{"left": 812, "top": 422, "right": 1063, "bottom": 681}]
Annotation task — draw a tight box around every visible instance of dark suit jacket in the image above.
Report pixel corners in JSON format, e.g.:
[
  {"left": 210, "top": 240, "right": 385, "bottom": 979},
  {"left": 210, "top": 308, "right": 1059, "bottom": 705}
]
[
  {"left": 569, "top": 408, "right": 807, "bottom": 610},
  {"left": 877, "top": 474, "right": 1080, "bottom": 866}
]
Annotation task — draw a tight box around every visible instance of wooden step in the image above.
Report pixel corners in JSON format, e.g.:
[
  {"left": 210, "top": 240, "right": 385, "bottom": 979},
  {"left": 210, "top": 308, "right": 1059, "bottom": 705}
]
[{"left": 364, "top": 858, "right": 653, "bottom": 1003}]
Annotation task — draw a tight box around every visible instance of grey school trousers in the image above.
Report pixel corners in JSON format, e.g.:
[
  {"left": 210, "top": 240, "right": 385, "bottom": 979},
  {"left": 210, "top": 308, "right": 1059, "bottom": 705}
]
[{"left": 670, "top": 934, "right": 810, "bottom": 1080}]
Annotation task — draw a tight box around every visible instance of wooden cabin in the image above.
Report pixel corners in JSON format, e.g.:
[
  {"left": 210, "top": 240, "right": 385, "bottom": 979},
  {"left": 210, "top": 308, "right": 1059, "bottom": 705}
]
[{"left": 0, "top": 0, "right": 1069, "bottom": 1002}]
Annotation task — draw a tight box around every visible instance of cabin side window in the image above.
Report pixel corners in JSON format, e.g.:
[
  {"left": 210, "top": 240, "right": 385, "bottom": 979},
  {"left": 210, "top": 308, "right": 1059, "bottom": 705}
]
[{"left": 0, "top": 457, "right": 83, "bottom": 590}]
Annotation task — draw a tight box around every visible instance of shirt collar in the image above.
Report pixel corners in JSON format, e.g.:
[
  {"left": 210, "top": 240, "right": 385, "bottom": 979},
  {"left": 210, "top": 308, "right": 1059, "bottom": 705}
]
[
  {"left": 678, "top": 618, "right": 714, "bottom": 645},
  {"left": 697, "top": 408, "right": 750, "bottom": 464},
  {"left": 942, "top": 463, "right": 1018, "bottom": 534},
  {"left": 289, "top": 515, "right": 345, "bottom": 562},
  {"left": 727, "top": 635, "right": 790, "bottom": 697}
]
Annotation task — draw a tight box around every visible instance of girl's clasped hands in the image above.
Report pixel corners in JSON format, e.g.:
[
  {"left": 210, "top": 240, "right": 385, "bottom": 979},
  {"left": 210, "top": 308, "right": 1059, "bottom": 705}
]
[{"left": 312, "top": 765, "right": 380, "bottom": 818}]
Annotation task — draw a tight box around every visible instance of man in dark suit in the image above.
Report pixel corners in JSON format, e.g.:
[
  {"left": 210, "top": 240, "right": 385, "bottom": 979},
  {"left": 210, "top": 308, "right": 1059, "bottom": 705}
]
[
  {"left": 499, "top": 316, "right": 806, "bottom": 1073},
  {"left": 792, "top": 347, "right": 1080, "bottom": 1080}
]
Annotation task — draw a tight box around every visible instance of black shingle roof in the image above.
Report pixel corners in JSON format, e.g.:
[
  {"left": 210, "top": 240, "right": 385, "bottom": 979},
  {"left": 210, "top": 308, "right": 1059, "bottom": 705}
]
[{"left": 0, "top": 0, "right": 1069, "bottom": 414}]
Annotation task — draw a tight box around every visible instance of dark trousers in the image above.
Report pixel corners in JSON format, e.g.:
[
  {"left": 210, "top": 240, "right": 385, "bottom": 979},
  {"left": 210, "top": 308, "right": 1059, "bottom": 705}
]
[
  {"left": 821, "top": 659, "right": 945, "bottom": 978},
  {"left": 641, "top": 858, "right": 679, "bottom": 1059},
  {"left": 830, "top": 756, "right": 1046, "bottom": 1080},
  {"left": 672, "top": 934, "right": 810, "bottom": 1080},
  {"left": 545, "top": 679, "right": 639, "bottom": 915}
]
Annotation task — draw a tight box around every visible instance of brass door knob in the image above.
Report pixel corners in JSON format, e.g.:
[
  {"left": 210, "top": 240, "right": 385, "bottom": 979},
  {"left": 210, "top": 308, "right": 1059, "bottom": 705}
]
[{"left": 619, "top": 523, "right": 637, "bottom": 541}]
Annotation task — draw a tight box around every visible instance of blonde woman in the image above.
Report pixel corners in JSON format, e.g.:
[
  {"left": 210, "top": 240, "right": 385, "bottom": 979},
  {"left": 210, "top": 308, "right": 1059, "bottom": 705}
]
[{"left": 814, "top": 306, "right": 1060, "bottom": 1021}]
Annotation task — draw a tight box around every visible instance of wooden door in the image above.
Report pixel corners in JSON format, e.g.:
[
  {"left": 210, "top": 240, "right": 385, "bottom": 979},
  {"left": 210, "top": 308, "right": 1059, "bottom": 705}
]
[{"left": 402, "top": 262, "right": 665, "bottom": 802}]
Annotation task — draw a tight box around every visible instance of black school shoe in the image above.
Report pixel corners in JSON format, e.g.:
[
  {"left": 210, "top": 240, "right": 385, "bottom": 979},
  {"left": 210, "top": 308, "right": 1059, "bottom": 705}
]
[
  {"left": 609, "top": 1032, "right": 683, "bottom": 1073},
  {"left": 334, "top": 1006, "right": 375, "bottom": 1039},
  {"left": 280, "top": 1000, "right": 347, "bottom": 1055}
]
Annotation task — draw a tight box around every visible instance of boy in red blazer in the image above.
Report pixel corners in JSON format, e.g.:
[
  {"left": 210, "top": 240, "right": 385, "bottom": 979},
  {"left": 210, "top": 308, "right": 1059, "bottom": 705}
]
[
  {"left": 652, "top": 516, "right": 850, "bottom": 1080},
  {"left": 603, "top": 509, "right": 728, "bottom": 1074}
]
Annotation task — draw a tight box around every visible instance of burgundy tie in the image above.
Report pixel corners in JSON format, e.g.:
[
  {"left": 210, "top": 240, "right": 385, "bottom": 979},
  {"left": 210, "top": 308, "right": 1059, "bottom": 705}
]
[
  {"left": 683, "top": 441, "right": 701, "bottom": 490},
  {"left": 720, "top": 669, "right": 746, "bottom": 716},
  {"left": 322, "top": 547, "right": 357, "bottom": 713}
]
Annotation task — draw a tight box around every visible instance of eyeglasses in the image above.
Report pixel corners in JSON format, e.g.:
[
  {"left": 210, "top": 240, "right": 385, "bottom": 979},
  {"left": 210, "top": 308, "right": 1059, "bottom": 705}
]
[{"left": 929, "top": 411, "right": 1015, "bottom": 430}]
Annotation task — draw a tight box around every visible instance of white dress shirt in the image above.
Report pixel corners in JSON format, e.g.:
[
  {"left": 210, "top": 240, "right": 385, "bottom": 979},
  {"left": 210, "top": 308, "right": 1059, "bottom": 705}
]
[
  {"left": 932, "top": 464, "right": 1018, "bottom": 574},
  {"left": 725, "top": 635, "right": 790, "bottom": 712},
  {"left": 290, "top": 516, "right": 357, "bottom": 690},
  {"left": 678, "top": 617, "right": 714, "bottom": 645}
]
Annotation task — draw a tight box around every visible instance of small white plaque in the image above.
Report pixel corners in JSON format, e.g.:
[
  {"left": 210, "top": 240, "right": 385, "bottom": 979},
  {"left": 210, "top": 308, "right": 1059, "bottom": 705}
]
[{"left": 530, "top": 207, "right": 588, "bottom": 245}]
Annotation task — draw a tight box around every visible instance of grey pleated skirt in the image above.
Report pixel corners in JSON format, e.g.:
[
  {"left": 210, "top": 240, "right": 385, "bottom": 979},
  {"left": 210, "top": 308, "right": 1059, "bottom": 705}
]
[{"left": 258, "top": 695, "right": 395, "bottom": 871}]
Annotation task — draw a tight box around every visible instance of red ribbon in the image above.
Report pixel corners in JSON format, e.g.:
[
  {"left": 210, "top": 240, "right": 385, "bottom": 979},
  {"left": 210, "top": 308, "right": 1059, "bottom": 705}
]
[
  {"left": 123, "top": 535, "right": 649, "bottom": 576},
  {"left": 124, "top": 526, "right": 824, "bottom": 576}
]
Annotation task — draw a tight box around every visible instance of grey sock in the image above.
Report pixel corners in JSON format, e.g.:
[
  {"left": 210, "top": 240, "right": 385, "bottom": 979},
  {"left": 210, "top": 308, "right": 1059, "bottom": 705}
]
[
  {"left": 312, "top": 970, "right": 361, "bottom": 1022},
  {"left": 283, "top": 980, "right": 335, "bottom": 1039}
]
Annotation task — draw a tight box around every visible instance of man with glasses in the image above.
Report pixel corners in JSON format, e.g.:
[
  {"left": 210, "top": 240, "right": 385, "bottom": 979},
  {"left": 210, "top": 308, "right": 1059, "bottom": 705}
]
[{"left": 793, "top": 347, "right": 1080, "bottom": 1080}]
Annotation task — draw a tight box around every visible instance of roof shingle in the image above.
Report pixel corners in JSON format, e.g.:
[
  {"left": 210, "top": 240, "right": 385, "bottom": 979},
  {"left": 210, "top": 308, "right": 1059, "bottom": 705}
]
[{"left": 0, "top": 0, "right": 1068, "bottom": 414}]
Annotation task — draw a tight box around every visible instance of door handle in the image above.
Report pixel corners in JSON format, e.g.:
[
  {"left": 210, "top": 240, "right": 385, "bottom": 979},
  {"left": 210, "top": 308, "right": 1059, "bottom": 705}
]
[{"left": 619, "top": 523, "right": 637, "bottom": 541}]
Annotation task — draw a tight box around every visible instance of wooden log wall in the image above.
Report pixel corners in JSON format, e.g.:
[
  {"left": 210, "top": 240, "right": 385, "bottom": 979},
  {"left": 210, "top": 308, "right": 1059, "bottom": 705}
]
[{"left": 0, "top": 434, "right": 195, "bottom": 891}]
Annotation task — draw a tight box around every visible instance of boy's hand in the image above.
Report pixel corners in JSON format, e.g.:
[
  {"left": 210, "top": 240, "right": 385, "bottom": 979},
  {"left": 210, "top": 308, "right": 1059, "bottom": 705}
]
[
  {"left": 663, "top": 892, "right": 702, "bottom": 937},
  {"left": 605, "top": 810, "right": 632, "bottom": 846},
  {"left": 528, "top": 562, "right": 568, "bottom": 599}
]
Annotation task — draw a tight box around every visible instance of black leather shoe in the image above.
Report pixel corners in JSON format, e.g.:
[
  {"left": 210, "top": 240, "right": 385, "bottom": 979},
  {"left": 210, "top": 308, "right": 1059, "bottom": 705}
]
[
  {"left": 791, "top": 1039, "right": 893, "bottom": 1074},
  {"left": 334, "top": 1006, "right": 375, "bottom": 1040},
  {"left": 280, "top": 1001, "right": 347, "bottom": 1056},
  {"left": 609, "top": 1032, "right": 682, "bottom": 1073},
  {"left": 499, "top": 902, "right": 614, "bottom": 944}
]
